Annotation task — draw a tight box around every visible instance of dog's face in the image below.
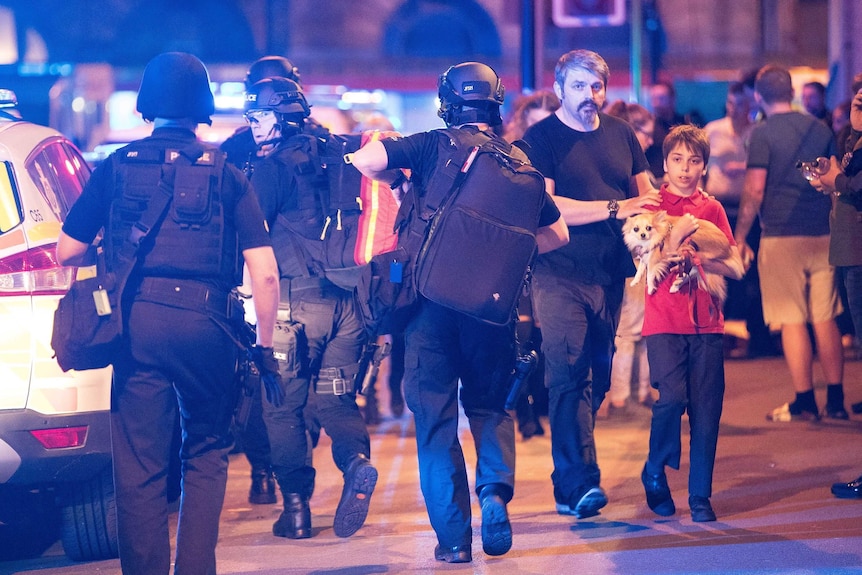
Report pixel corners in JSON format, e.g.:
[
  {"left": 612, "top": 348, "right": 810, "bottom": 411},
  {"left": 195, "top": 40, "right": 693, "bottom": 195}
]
[{"left": 622, "top": 211, "right": 669, "bottom": 255}]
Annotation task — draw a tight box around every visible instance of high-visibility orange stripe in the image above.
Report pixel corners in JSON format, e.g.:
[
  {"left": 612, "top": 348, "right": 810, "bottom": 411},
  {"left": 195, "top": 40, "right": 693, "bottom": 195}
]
[{"left": 354, "top": 129, "right": 401, "bottom": 265}]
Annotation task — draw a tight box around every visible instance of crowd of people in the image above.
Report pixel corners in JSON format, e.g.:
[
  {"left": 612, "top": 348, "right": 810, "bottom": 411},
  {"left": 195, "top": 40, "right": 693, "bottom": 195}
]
[{"left": 57, "top": 47, "right": 861, "bottom": 573}]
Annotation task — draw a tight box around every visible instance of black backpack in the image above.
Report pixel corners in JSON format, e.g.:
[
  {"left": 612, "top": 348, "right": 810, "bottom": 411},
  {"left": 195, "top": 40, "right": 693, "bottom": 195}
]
[
  {"left": 355, "top": 127, "right": 546, "bottom": 333},
  {"left": 415, "top": 128, "right": 545, "bottom": 325}
]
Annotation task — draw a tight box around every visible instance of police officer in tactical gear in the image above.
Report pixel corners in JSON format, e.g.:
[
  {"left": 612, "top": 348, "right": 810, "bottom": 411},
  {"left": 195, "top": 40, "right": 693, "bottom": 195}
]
[
  {"left": 243, "top": 76, "right": 379, "bottom": 540},
  {"left": 351, "top": 62, "right": 568, "bottom": 563},
  {"left": 57, "top": 52, "right": 280, "bottom": 575},
  {"left": 221, "top": 54, "right": 326, "bottom": 172},
  {"left": 222, "top": 55, "right": 320, "bottom": 508}
]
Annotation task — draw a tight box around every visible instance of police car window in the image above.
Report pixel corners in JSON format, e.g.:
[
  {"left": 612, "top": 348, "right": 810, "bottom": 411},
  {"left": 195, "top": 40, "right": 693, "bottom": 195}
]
[
  {"left": 27, "top": 141, "right": 88, "bottom": 221},
  {"left": 0, "top": 162, "right": 23, "bottom": 232}
]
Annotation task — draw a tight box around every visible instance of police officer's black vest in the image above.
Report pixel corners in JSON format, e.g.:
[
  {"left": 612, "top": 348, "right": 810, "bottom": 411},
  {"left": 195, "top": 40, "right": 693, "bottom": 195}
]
[
  {"left": 106, "top": 140, "right": 240, "bottom": 284},
  {"left": 265, "top": 132, "right": 365, "bottom": 283}
]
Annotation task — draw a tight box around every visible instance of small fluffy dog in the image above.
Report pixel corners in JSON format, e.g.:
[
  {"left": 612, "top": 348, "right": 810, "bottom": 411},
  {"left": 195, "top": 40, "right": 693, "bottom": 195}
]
[{"left": 622, "top": 210, "right": 742, "bottom": 302}]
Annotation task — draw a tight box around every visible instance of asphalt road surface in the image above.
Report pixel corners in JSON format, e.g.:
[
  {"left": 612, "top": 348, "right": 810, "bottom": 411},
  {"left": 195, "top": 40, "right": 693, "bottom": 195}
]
[{"left": 2, "top": 354, "right": 861, "bottom": 574}]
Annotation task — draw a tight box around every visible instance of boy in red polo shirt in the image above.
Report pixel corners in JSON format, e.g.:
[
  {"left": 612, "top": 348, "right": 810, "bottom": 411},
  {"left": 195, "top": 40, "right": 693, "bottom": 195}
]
[{"left": 639, "top": 125, "right": 744, "bottom": 522}]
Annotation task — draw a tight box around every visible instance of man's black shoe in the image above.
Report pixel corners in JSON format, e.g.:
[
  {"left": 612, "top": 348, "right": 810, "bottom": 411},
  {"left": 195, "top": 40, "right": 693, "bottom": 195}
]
[
  {"left": 273, "top": 493, "right": 311, "bottom": 539},
  {"left": 831, "top": 474, "right": 862, "bottom": 499},
  {"left": 824, "top": 403, "right": 850, "bottom": 420},
  {"left": 333, "top": 455, "right": 378, "bottom": 537},
  {"left": 249, "top": 468, "right": 277, "bottom": 505},
  {"left": 479, "top": 485, "right": 512, "bottom": 556},
  {"left": 572, "top": 486, "right": 608, "bottom": 519},
  {"left": 689, "top": 496, "right": 717, "bottom": 522},
  {"left": 642, "top": 464, "right": 676, "bottom": 516},
  {"left": 435, "top": 544, "right": 472, "bottom": 563},
  {"left": 852, "top": 401, "right": 862, "bottom": 415},
  {"left": 553, "top": 484, "right": 606, "bottom": 518}
]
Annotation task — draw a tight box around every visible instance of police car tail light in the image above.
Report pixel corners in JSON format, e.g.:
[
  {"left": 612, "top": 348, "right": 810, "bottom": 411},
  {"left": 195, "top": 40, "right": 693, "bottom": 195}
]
[
  {"left": 30, "top": 426, "right": 89, "bottom": 449},
  {"left": 0, "top": 243, "right": 72, "bottom": 296}
]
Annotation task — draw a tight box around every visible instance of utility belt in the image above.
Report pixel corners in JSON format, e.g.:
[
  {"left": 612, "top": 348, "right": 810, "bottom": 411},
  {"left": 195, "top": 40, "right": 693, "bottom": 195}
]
[
  {"left": 279, "top": 275, "right": 333, "bottom": 300},
  {"left": 135, "top": 276, "right": 235, "bottom": 318},
  {"left": 314, "top": 365, "right": 360, "bottom": 395}
]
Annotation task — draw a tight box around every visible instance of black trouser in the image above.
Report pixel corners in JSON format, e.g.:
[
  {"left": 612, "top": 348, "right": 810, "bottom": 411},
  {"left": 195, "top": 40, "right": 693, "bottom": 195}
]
[
  {"left": 112, "top": 280, "right": 238, "bottom": 575},
  {"left": 403, "top": 299, "right": 516, "bottom": 549},
  {"left": 531, "top": 273, "right": 623, "bottom": 503},
  {"left": 238, "top": 379, "right": 272, "bottom": 472},
  {"left": 645, "top": 333, "right": 725, "bottom": 498},
  {"left": 263, "top": 284, "right": 369, "bottom": 499}
]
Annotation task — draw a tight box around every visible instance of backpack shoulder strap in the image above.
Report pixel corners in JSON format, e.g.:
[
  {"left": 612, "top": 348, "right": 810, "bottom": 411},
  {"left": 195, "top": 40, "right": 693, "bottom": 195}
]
[{"left": 420, "top": 127, "right": 490, "bottom": 216}]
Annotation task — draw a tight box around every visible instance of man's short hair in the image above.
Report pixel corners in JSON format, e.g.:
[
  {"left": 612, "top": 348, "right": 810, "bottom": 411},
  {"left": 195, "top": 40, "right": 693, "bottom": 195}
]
[
  {"left": 755, "top": 65, "right": 793, "bottom": 105},
  {"left": 662, "top": 124, "right": 711, "bottom": 166},
  {"left": 851, "top": 73, "right": 862, "bottom": 95},
  {"left": 554, "top": 49, "right": 609, "bottom": 90}
]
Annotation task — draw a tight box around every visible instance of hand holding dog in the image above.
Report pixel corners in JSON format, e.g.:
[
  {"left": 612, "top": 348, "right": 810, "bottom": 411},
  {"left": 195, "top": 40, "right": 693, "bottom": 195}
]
[{"left": 667, "top": 213, "right": 699, "bottom": 251}]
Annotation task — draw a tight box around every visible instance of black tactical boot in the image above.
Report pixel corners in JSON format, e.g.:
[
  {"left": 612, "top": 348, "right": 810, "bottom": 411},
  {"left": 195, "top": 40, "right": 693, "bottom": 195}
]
[
  {"left": 249, "top": 467, "right": 277, "bottom": 505},
  {"left": 333, "top": 455, "right": 378, "bottom": 537},
  {"left": 273, "top": 493, "right": 312, "bottom": 539}
]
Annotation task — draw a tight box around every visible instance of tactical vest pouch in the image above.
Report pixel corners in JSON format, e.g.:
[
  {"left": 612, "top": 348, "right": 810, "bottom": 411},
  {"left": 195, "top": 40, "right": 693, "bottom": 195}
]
[
  {"left": 110, "top": 145, "right": 230, "bottom": 281},
  {"left": 171, "top": 165, "right": 214, "bottom": 227},
  {"left": 273, "top": 319, "right": 305, "bottom": 379},
  {"left": 320, "top": 208, "right": 362, "bottom": 291}
]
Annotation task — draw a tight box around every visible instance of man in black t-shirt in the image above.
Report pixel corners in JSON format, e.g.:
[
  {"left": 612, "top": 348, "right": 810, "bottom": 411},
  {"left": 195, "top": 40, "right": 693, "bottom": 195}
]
[{"left": 523, "top": 49, "right": 660, "bottom": 521}]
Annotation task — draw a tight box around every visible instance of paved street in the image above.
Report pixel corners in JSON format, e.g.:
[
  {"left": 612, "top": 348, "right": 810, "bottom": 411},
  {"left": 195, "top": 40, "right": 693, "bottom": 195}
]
[{"left": 2, "top": 353, "right": 862, "bottom": 574}]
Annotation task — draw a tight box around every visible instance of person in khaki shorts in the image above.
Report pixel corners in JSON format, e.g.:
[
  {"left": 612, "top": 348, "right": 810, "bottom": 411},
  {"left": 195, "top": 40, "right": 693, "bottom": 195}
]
[{"left": 734, "top": 65, "right": 847, "bottom": 422}]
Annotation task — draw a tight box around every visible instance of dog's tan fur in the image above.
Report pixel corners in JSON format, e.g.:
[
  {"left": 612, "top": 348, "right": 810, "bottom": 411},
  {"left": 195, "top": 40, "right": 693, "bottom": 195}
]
[{"left": 622, "top": 210, "right": 742, "bottom": 302}]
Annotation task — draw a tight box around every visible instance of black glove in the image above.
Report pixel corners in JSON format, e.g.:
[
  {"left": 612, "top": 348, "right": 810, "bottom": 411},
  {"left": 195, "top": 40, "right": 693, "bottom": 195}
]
[{"left": 250, "top": 346, "right": 284, "bottom": 407}]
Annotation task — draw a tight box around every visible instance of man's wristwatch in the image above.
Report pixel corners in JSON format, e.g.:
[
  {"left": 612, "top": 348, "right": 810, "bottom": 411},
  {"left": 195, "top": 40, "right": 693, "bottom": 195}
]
[{"left": 607, "top": 198, "right": 619, "bottom": 220}]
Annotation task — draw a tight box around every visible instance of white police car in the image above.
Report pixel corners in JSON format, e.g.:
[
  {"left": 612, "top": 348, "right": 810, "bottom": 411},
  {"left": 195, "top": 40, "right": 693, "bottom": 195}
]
[{"left": 0, "top": 89, "right": 117, "bottom": 561}]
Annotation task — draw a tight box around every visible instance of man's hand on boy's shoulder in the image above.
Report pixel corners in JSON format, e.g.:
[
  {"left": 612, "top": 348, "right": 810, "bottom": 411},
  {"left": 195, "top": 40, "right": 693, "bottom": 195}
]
[{"left": 618, "top": 190, "right": 661, "bottom": 219}]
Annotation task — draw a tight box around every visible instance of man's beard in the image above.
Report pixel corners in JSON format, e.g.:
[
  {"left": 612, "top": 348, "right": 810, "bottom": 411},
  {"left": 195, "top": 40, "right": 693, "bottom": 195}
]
[{"left": 578, "top": 100, "right": 599, "bottom": 124}]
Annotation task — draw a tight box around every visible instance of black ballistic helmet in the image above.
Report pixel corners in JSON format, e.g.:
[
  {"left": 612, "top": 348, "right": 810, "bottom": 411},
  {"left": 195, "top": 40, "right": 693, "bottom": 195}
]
[
  {"left": 245, "top": 56, "right": 302, "bottom": 89},
  {"left": 244, "top": 77, "right": 311, "bottom": 118},
  {"left": 136, "top": 52, "right": 215, "bottom": 125},
  {"left": 437, "top": 62, "right": 505, "bottom": 127}
]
